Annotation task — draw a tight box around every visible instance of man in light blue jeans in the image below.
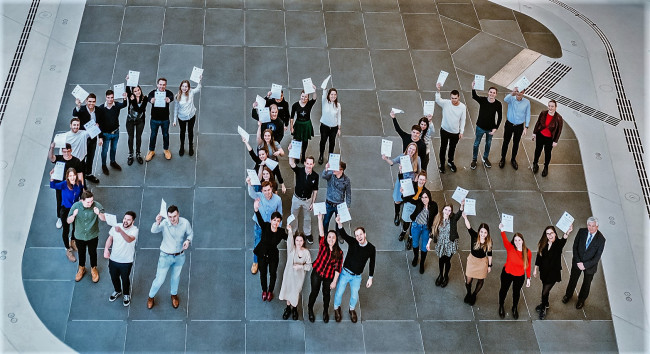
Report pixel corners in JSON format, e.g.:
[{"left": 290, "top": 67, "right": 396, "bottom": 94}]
[{"left": 147, "top": 204, "right": 193, "bottom": 309}]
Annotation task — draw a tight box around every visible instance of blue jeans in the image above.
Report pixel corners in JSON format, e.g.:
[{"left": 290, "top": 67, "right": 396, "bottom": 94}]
[
  {"left": 149, "top": 119, "right": 170, "bottom": 151},
  {"left": 253, "top": 223, "right": 262, "bottom": 263},
  {"left": 410, "top": 222, "right": 430, "bottom": 250},
  {"left": 322, "top": 202, "right": 338, "bottom": 232},
  {"left": 100, "top": 132, "right": 119, "bottom": 165},
  {"left": 473, "top": 126, "right": 493, "bottom": 160},
  {"left": 148, "top": 251, "right": 186, "bottom": 298},
  {"left": 334, "top": 269, "right": 362, "bottom": 310}
]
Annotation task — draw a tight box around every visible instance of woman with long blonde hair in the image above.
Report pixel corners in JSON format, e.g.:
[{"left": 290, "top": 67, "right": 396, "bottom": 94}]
[
  {"left": 497, "top": 224, "right": 532, "bottom": 319},
  {"left": 460, "top": 199, "right": 492, "bottom": 305},
  {"left": 381, "top": 142, "right": 420, "bottom": 227},
  {"left": 174, "top": 79, "right": 201, "bottom": 156}
]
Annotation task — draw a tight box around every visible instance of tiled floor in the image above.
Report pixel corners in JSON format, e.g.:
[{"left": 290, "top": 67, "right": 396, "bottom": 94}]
[{"left": 22, "top": 0, "right": 617, "bottom": 352}]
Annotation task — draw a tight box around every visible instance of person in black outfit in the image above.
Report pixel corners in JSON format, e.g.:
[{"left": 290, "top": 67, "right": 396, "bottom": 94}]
[
  {"left": 470, "top": 83, "right": 502, "bottom": 169},
  {"left": 242, "top": 137, "right": 286, "bottom": 193},
  {"left": 460, "top": 206, "right": 493, "bottom": 305},
  {"left": 48, "top": 142, "right": 85, "bottom": 231},
  {"left": 252, "top": 101, "right": 285, "bottom": 143},
  {"left": 389, "top": 110, "right": 427, "bottom": 166},
  {"left": 125, "top": 76, "right": 148, "bottom": 165},
  {"left": 73, "top": 93, "right": 100, "bottom": 184},
  {"left": 253, "top": 199, "right": 287, "bottom": 302},
  {"left": 265, "top": 90, "right": 290, "bottom": 135},
  {"left": 146, "top": 78, "right": 175, "bottom": 161},
  {"left": 534, "top": 224, "right": 573, "bottom": 319},
  {"left": 96, "top": 89, "right": 127, "bottom": 175},
  {"left": 404, "top": 184, "right": 437, "bottom": 274},
  {"left": 290, "top": 88, "right": 317, "bottom": 163}
]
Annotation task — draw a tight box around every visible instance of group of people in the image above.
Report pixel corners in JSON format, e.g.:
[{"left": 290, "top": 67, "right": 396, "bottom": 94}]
[{"left": 48, "top": 75, "right": 604, "bottom": 322}]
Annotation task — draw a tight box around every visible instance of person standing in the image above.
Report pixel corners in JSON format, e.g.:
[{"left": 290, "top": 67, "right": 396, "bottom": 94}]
[
  {"left": 427, "top": 203, "right": 463, "bottom": 287},
  {"left": 308, "top": 213, "right": 343, "bottom": 323},
  {"left": 265, "top": 89, "right": 291, "bottom": 136},
  {"left": 417, "top": 116, "right": 434, "bottom": 172},
  {"left": 73, "top": 94, "right": 100, "bottom": 184},
  {"left": 253, "top": 102, "right": 286, "bottom": 144},
  {"left": 252, "top": 199, "right": 287, "bottom": 302},
  {"left": 103, "top": 211, "right": 138, "bottom": 307},
  {"left": 125, "top": 78, "right": 148, "bottom": 165},
  {"left": 147, "top": 205, "right": 193, "bottom": 309},
  {"left": 48, "top": 142, "right": 84, "bottom": 228},
  {"left": 499, "top": 87, "right": 530, "bottom": 170},
  {"left": 279, "top": 222, "right": 312, "bottom": 320},
  {"left": 435, "top": 83, "right": 466, "bottom": 173},
  {"left": 67, "top": 191, "right": 106, "bottom": 283},
  {"left": 497, "top": 224, "right": 532, "bottom": 319},
  {"left": 398, "top": 171, "right": 431, "bottom": 251},
  {"left": 389, "top": 110, "right": 427, "bottom": 168},
  {"left": 288, "top": 146, "right": 319, "bottom": 244},
  {"left": 318, "top": 87, "right": 341, "bottom": 165},
  {"left": 562, "top": 217, "right": 605, "bottom": 309},
  {"left": 242, "top": 137, "right": 286, "bottom": 194},
  {"left": 50, "top": 167, "right": 84, "bottom": 262},
  {"left": 332, "top": 216, "right": 375, "bottom": 323},
  {"left": 146, "top": 78, "right": 175, "bottom": 161},
  {"left": 321, "top": 161, "right": 351, "bottom": 235},
  {"left": 290, "top": 87, "right": 317, "bottom": 163},
  {"left": 174, "top": 79, "right": 201, "bottom": 157},
  {"left": 532, "top": 99, "right": 563, "bottom": 177},
  {"left": 460, "top": 205, "right": 492, "bottom": 305},
  {"left": 381, "top": 142, "right": 421, "bottom": 227},
  {"left": 534, "top": 224, "right": 573, "bottom": 319},
  {"left": 470, "top": 84, "right": 502, "bottom": 169},
  {"left": 97, "top": 89, "right": 127, "bottom": 176},
  {"left": 65, "top": 118, "right": 93, "bottom": 182},
  {"left": 247, "top": 179, "right": 283, "bottom": 274},
  {"left": 405, "top": 186, "right": 436, "bottom": 274}
]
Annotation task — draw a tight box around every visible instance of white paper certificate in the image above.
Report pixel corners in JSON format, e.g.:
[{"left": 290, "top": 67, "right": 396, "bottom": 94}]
[
  {"left": 270, "top": 84, "right": 282, "bottom": 99},
  {"left": 160, "top": 198, "right": 167, "bottom": 219},
  {"left": 423, "top": 100, "right": 435, "bottom": 116},
  {"left": 400, "top": 179, "right": 415, "bottom": 197},
  {"left": 72, "top": 85, "right": 89, "bottom": 102},
  {"left": 381, "top": 139, "right": 393, "bottom": 157},
  {"left": 286, "top": 214, "right": 296, "bottom": 226},
  {"left": 399, "top": 155, "right": 413, "bottom": 173},
  {"left": 391, "top": 108, "right": 404, "bottom": 114},
  {"left": 289, "top": 140, "right": 302, "bottom": 159},
  {"left": 464, "top": 198, "right": 476, "bottom": 216},
  {"left": 190, "top": 66, "right": 203, "bottom": 83},
  {"left": 247, "top": 169, "right": 261, "bottom": 185},
  {"left": 302, "top": 78, "right": 315, "bottom": 94},
  {"left": 312, "top": 202, "right": 326, "bottom": 216},
  {"left": 328, "top": 153, "right": 340, "bottom": 171},
  {"left": 320, "top": 75, "right": 331, "bottom": 89},
  {"left": 113, "top": 83, "right": 125, "bottom": 98},
  {"left": 555, "top": 211, "right": 575, "bottom": 234},
  {"left": 337, "top": 203, "right": 351, "bottom": 223},
  {"left": 263, "top": 158, "right": 278, "bottom": 171},
  {"left": 258, "top": 107, "right": 271, "bottom": 123},
  {"left": 154, "top": 91, "right": 166, "bottom": 107},
  {"left": 52, "top": 161, "right": 66, "bottom": 181},
  {"left": 514, "top": 76, "right": 530, "bottom": 91},
  {"left": 402, "top": 202, "right": 416, "bottom": 222},
  {"left": 237, "top": 126, "right": 249, "bottom": 142},
  {"left": 84, "top": 121, "right": 101, "bottom": 139},
  {"left": 127, "top": 70, "right": 140, "bottom": 87},
  {"left": 437, "top": 70, "right": 449, "bottom": 86},
  {"left": 501, "top": 213, "right": 514, "bottom": 233},
  {"left": 54, "top": 133, "right": 67, "bottom": 148},
  {"left": 255, "top": 95, "right": 266, "bottom": 108},
  {"left": 105, "top": 213, "right": 118, "bottom": 227},
  {"left": 474, "top": 75, "right": 485, "bottom": 91},
  {"left": 451, "top": 186, "right": 469, "bottom": 204}
]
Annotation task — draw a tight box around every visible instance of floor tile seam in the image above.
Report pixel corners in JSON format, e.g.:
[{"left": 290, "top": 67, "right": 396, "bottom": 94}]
[
  {"left": 109, "top": 6, "right": 126, "bottom": 85},
  {"left": 437, "top": 13, "right": 482, "bottom": 33},
  {"left": 404, "top": 251, "right": 420, "bottom": 320},
  {"left": 22, "top": 279, "right": 72, "bottom": 282}
]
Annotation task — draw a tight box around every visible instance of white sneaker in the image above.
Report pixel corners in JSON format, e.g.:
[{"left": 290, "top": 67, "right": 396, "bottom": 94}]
[
  {"left": 123, "top": 295, "right": 130, "bottom": 307},
  {"left": 56, "top": 218, "right": 62, "bottom": 229},
  {"left": 109, "top": 291, "right": 122, "bottom": 302}
]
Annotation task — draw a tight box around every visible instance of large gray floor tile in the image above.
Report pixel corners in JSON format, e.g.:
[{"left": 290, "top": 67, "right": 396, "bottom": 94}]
[
  {"left": 484, "top": 141, "right": 541, "bottom": 191},
  {"left": 22, "top": 248, "right": 77, "bottom": 280},
  {"left": 532, "top": 165, "right": 588, "bottom": 192},
  {"left": 245, "top": 10, "right": 285, "bottom": 46},
  {"left": 285, "top": 0, "right": 322, "bottom": 11},
  {"left": 206, "top": 0, "right": 243, "bottom": 8},
  {"left": 198, "top": 88, "right": 246, "bottom": 133},
  {"left": 77, "top": 5, "right": 124, "bottom": 43},
  {"left": 322, "top": 0, "right": 360, "bottom": 11},
  {"left": 124, "top": 320, "right": 186, "bottom": 353},
  {"left": 196, "top": 135, "right": 246, "bottom": 187},
  {"left": 162, "top": 7, "right": 205, "bottom": 45},
  {"left": 534, "top": 320, "right": 617, "bottom": 353},
  {"left": 68, "top": 265, "right": 129, "bottom": 320},
  {"left": 438, "top": 3, "right": 480, "bottom": 30},
  {"left": 202, "top": 46, "right": 245, "bottom": 87},
  {"left": 136, "top": 187, "right": 194, "bottom": 248},
  {"left": 361, "top": 252, "right": 417, "bottom": 320},
  {"left": 402, "top": 14, "right": 447, "bottom": 50},
  {"left": 474, "top": 0, "right": 516, "bottom": 20},
  {"left": 480, "top": 19, "right": 527, "bottom": 47},
  {"left": 287, "top": 48, "right": 330, "bottom": 90},
  {"left": 245, "top": 46, "right": 288, "bottom": 87},
  {"left": 193, "top": 188, "right": 246, "bottom": 248},
  {"left": 286, "top": 11, "right": 327, "bottom": 48},
  {"left": 157, "top": 44, "right": 204, "bottom": 86},
  {"left": 143, "top": 135, "right": 197, "bottom": 186},
  {"left": 65, "top": 320, "right": 126, "bottom": 353},
  {"left": 541, "top": 192, "right": 592, "bottom": 247},
  {"left": 304, "top": 321, "right": 364, "bottom": 353},
  {"left": 127, "top": 0, "right": 164, "bottom": 4},
  {"left": 24, "top": 280, "right": 74, "bottom": 340},
  {"left": 376, "top": 91, "right": 424, "bottom": 135},
  {"left": 493, "top": 191, "right": 550, "bottom": 247},
  {"left": 398, "top": 0, "right": 437, "bottom": 13},
  {"left": 167, "top": 0, "right": 204, "bottom": 7},
  {"left": 114, "top": 44, "right": 161, "bottom": 88},
  {"left": 186, "top": 321, "right": 246, "bottom": 353},
  {"left": 328, "top": 49, "right": 375, "bottom": 89},
  {"left": 452, "top": 32, "right": 524, "bottom": 79},
  {"left": 26, "top": 186, "right": 61, "bottom": 247},
  {"left": 246, "top": 321, "right": 305, "bottom": 354},
  {"left": 361, "top": 0, "right": 399, "bottom": 12},
  {"left": 370, "top": 50, "right": 417, "bottom": 90},
  {"left": 411, "top": 50, "right": 460, "bottom": 92},
  {"left": 245, "top": 0, "right": 283, "bottom": 10},
  {"left": 324, "top": 12, "right": 366, "bottom": 49},
  {"left": 421, "top": 320, "right": 482, "bottom": 353},
  {"left": 364, "top": 12, "right": 407, "bottom": 49},
  {"left": 121, "top": 6, "right": 164, "bottom": 44},
  {"left": 204, "top": 9, "right": 244, "bottom": 45},
  {"left": 478, "top": 321, "right": 540, "bottom": 354},
  {"left": 363, "top": 321, "right": 424, "bottom": 353},
  {"left": 339, "top": 137, "right": 393, "bottom": 189},
  {"left": 335, "top": 90, "right": 382, "bottom": 137},
  {"left": 67, "top": 43, "right": 118, "bottom": 85}
]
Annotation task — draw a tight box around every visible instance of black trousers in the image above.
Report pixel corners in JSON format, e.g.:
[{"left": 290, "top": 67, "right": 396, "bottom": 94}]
[
  {"left": 439, "top": 128, "right": 459, "bottom": 165},
  {"left": 420, "top": 153, "right": 430, "bottom": 172},
  {"left": 565, "top": 263, "right": 595, "bottom": 300},
  {"left": 179, "top": 116, "right": 196, "bottom": 147},
  {"left": 55, "top": 189, "right": 63, "bottom": 217},
  {"left": 109, "top": 259, "right": 133, "bottom": 295},
  {"left": 59, "top": 206, "right": 76, "bottom": 249},
  {"left": 85, "top": 137, "right": 97, "bottom": 176},
  {"left": 541, "top": 282, "right": 556, "bottom": 307},
  {"left": 533, "top": 134, "right": 554, "bottom": 167},
  {"left": 76, "top": 237, "right": 99, "bottom": 268},
  {"left": 501, "top": 121, "right": 524, "bottom": 161},
  {"left": 307, "top": 271, "right": 333, "bottom": 310},
  {"left": 258, "top": 255, "right": 279, "bottom": 293},
  {"left": 126, "top": 118, "right": 145, "bottom": 155},
  {"left": 319, "top": 124, "right": 338, "bottom": 157},
  {"left": 498, "top": 267, "right": 525, "bottom": 307}
]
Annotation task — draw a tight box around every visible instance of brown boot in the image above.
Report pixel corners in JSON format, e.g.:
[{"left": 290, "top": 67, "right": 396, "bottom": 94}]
[
  {"left": 147, "top": 297, "right": 155, "bottom": 309},
  {"left": 66, "top": 248, "right": 76, "bottom": 262},
  {"left": 70, "top": 239, "right": 77, "bottom": 251},
  {"left": 75, "top": 266, "right": 86, "bottom": 282},
  {"left": 334, "top": 307, "right": 342, "bottom": 322},
  {"left": 91, "top": 267, "right": 100, "bottom": 283},
  {"left": 171, "top": 294, "right": 179, "bottom": 308},
  {"left": 145, "top": 150, "right": 155, "bottom": 162}
]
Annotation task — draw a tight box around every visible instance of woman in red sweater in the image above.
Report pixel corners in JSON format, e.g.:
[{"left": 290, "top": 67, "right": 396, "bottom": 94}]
[
  {"left": 497, "top": 224, "right": 532, "bottom": 319},
  {"left": 532, "top": 99, "right": 563, "bottom": 177}
]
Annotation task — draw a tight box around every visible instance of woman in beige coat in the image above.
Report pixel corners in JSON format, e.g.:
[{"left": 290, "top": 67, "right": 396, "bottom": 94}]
[{"left": 279, "top": 223, "right": 312, "bottom": 320}]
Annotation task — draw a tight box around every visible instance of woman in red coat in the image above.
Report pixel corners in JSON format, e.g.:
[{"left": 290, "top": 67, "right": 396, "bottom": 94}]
[
  {"left": 532, "top": 99, "right": 563, "bottom": 177},
  {"left": 497, "top": 224, "right": 532, "bottom": 319}
]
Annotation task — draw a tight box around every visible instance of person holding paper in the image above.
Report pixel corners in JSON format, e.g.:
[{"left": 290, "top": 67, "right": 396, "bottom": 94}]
[
  {"left": 50, "top": 167, "right": 84, "bottom": 263},
  {"left": 321, "top": 161, "right": 351, "bottom": 236},
  {"left": 65, "top": 117, "right": 94, "bottom": 180},
  {"left": 242, "top": 138, "right": 286, "bottom": 193},
  {"left": 308, "top": 213, "right": 344, "bottom": 323},
  {"left": 97, "top": 89, "right": 127, "bottom": 176},
  {"left": 252, "top": 199, "right": 288, "bottom": 302},
  {"left": 252, "top": 102, "right": 285, "bottom": 143},
  {"left": 264, "top": 89, "right": 291, "bottom": 131},
  {"left": 533, "top": 224, "right": 573, "bottom": 319},
  {"left": 279, "top": 222, "right": 312, "bottom": 321},
  {"left": 67, "top": 191, "right": 106, "bottom": 283},
  {"left": 460, "top": 205, "right": 493, "bottom": 306},
  {"left": 389, "top": 110, "right": 427, "bottom": 168},
  {"left": 427, "top": 203, "right": 463, "bottom": 287},
  {"left": 256, "top": 124, "right": 284, "bottom": 159},
  {"left": 417, "top": 115, "right": 434, "bottom": 171},
  {"left": 174, "top": 79, "right": 201, "bottom": 157},
  {"left": 381, "top": 142, "right": 420, "bottom": 226},
  {"left": 256, "top": 166, "right": 277, "bottom": 193},
  {"left": 288, "top": 150, "right": 319, "bottom": 244},
  {"left": 290, "top": 87, "right": 317, "bottom": 163},
  {"left": 532, "top": 99, "right": 563, "bottom": 177},
  {"left": 499, "top": 87, "right": 531, "bottom": 170},
  {"left": 146, "top": 78, "right": 175, "bottom": 161},
  {"left": 562, "top": 217, "right": 606, "bottom": 310},
  {"left": 398, "top": 172, "right": 432, "bottom": 250},
  {"left": 125, "top": 80, "right": 148, "bottom": 165},
  {"left": 496, "top": 224, "right": 532, "bottom": 319},
  {"left": 247, "top": 179, "right": 283, "bottom": 275},
  {"left": 470, "top": 83, "right": 502, "bottom": 170},
  {"left": 73, "top": 93, "right": 100, "bottom": 184},
  {"left": 318, "top": 87, "right": 341, "bottom": 165},
  {"left": 435, "top": 84, "right": 466, "bottom": 173},
  {"left": 332, "top": 216, "right": 375, "bottom": 323},
  {"left": 48, "top": 142, "right": 85, "bottom": 227},
  {"left": 103, "top": 211, "right": 138, "bottom": 307},
  {"left": 404, "top": 184, "right": 437, "bottom": 274}
]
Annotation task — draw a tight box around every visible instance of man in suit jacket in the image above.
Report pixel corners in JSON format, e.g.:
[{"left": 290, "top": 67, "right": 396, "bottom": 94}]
[{"left": 562, "top": 216, "right": 606, "bottom": 309}]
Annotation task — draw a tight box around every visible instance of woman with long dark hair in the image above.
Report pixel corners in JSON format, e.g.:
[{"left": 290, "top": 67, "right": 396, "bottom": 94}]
[
  {"left": 125, "top": 75, "right": 148, "bottom": 165},
  {"left": 427, "top": 203, "right": 463, "bottom": 287},
  {"left": 417, "top": 115, "right": 433, "bottom": 171},
  {"left": 50, "top": 167, "right": 84, "bottom": 262},
  {"left": 497, "top": 224, "right": 532, "bottom": 319},
  {"left": 381, "top": 142, "right": 420, "bottom": 227},
  {"left": 279, "top": 222, "right": 312, "bottom": 320},
  {"left": 460, "top": 200, "right": 492, "bottom": 305},
  {"left": 404, "top": 185, "right": 437, "bottom": 274},
  {"left": 290, "top": 86, "right": 317, "bottom": 163},
  {"left": 318, "top": 87, "right": 341, "bottom": 165},
  {"left": 533, "top": 224, "right": 573, "bottom": 319}
]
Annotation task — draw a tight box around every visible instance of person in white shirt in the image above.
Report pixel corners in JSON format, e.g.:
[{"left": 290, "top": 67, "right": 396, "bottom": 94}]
[
  {"left": 435, "top": 83, "right": 467, "bottom": 173},
  {"left": 66, "top": 118, "right": 91, "bottom": 164},
  {"left": 174, "top": 79, "right": 201, "bottom": 157},
  {"left": 104, "top": 211, "right": 138, "bottom": 306},
  {"left": 318, "top": 87, "right": 341, "bottom": 165}
]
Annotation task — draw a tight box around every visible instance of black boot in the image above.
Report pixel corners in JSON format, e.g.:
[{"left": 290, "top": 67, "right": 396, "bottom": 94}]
[
  {"left": 498, "top": 305, "right": 505, "bottom": 318},
  {"left": 292, "top": 306, "right": 299, "bottom": 320},
  {"left": 405, "top": 236, "right": 412, "bottom": 250},
  {"left": 394, "top": 204, "right": 401, "bottom": 226},
  {"left": 189, "top": 143, "right": 194, "bottom": 156},
  {"left": 464, "top": 283, "right": 472, "bottom": 303},
  {"left": 411, "top": 248, "right": 419, "bottom": 267},
  {"left": 435, "top": 274, "right": 443, "bottom": 286},
  {"left": 419, "top": 252, "right": 427, "bottom": 274},
  {"left": 398, "top": 231, "right": 406, "bottom": 242},
  {"left": 308, "top": 307, "right": 315, "bottom": 322},
  {"left": 179, "top": 144, "right": 185, "bottom": 156},
  {"left": 282, "top": 305, "right": 291, "bottom": 320},
  {"left": 512, "top": 306, "right": 519, "bottom": 319}
]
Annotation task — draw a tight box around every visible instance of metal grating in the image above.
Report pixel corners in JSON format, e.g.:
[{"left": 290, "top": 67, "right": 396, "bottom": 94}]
[
  {"left": 624, "top": 129, "right": 650, "bottom": 215},
  {"left": 545, "top": 91, "right": 620, "bottom": 126},
  {"left": 525, "top": 61, "right": 572, "bottom": 99},
  {"left": 0, "top": 0, "right": 41, "bottom": 126}
]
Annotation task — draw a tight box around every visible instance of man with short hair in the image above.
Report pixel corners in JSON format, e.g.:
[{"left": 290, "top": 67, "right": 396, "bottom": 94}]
[
  {"left": 48, "top": 142, "right": 85, "bottom": 229},
  {"left": 435, "top": 83, "right": 466, "bottom": 173},
  {"left": 247, "top": 178, "right": 283, "bottom": 274},
  {"left": 265, "top": 90, "right": 290, "bottom": 134},
  {"left": 65, "top": 117, "right": 92, "bottom": 176},
  {"left": 104, "top": 211, "right": 138, "bottom": 306},
  {"left": 73, "top": 94, "right": 100, "bottom": 184},
  {"left": 470, "top": 84, "right": 502, "bottom": 169},
  {"left": 67, "top": 190, "right": 106, "bottom": 283},
  {"left": 333, "top": 216, "right": 375, "bottom": 323},
  {"left": 389, "top": 111, "right": 427, "bottom": 164},
  {"left": 97, "top": 89, "right": 127, "bottom": 175},
  {"left": 288, "top": 145, "right": 319, "bottom": 244},
  {"left": 321, "top": 161, "right": 351, "bottom": 240},
  {"left": 252, "top": 102, "right": 285, "bottom": 143},
  {"left": 562, "top": 217, "right": 606, "bottom": 310},
  {"left": 499, "top": 87, "right": 531, "bottom": 170},
  {"left": 146, "top": 78, "right": 175, "bottom": 161},
  {"left": 147, "top": 205, "right": 193, "bottom": 309}
]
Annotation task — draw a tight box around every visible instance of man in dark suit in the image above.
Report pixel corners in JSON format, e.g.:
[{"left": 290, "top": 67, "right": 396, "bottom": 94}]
[{"left": 562, "top": 216, "right": 606, "bottom": 309}]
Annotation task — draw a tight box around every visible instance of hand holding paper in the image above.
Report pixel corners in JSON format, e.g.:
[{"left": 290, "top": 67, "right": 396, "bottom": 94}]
[
  {"left": 400, "top": 179, "right": 415, "bottom": 197},
  {"left": 401, "top": 202, "right": 416, "bottom": 222},
  {"left": 105, "top": 213, "right": 118, "bottom": 227},
  {"left": 555, "top": 211, "right": 575, "bottom": 234},
  {"left": 451, "top": 186, "right": 469, "bottom": 203},
  {"left": 474, "top": 75, "right": 485, "bottom": 91},
  {"left": 154, "top": 91, "right": 166, "bottom": 107},
  {"left": 52, "top": 162, "right": 66, "bottom": 181},
  {"left": 328, "top": 153, "right": 340, "bottom": 171},
  {"left": 501, "top": 213, "right": 514, "bottom": 233},
  {"left": 464, "top": 198, "right": 476, "bottom": 216},
  {"left": 258, "top": 107, "right": 271, "bottom": 123},
  {"left": 113, "top": 83, "right": 126, "bottom": 98},
  {"left": 391, "top": 108, "right": 404, "bottom": 114},
  {"left": 126, "top": 70, "right": 140, "bottom": 87},
  {"left": 320, "top": 75, "right": 331, "bottom": 89},
  {"left": 312, "top": 202, "right": 326, "bottom": 216},
  {"left": 190, "top": 66, "right": 203, "bottom": 83},
  {"left": 423, "top": 101, "right": 435, "bottom": 116},
  {"left": 270, "top": 84, "right": 282, "bottom": 99},
  {"left": 72, "top": 85, "right": 89, "bottom": 102},
  {"left": 437, "top": 70, "right": 449, "bottom": 86},
  {"left": 514, "top": 76, "right": 530, "bottom": 91},
  {"left": 160, "top": 199, "right": 167, "bottom": 219},
  {"left": 237, "top": 126, "right": 249, "bottom": 142},
  {"left": 287, "top": 214, "right": 296, "bottom": 226},
  {"left": 399, "top": 155, "right": 413, "bottom": 173},
  {"left": 247, "top": 169, "right": 261, "bottom": 185},
  {"left": 53, "top": 133, "right": 67, "bottom": 148},
  {"left": 289, "top": 140, "right": 302, "bottom": 159},
  {"left": 302, "top": 78, "right": 315, "bottom": 94},
  {"left": 337, "top": 203, "right": 351, "bottom": 222},
  {"left": 381, "top": 139, "right": 393, "bottom": 157}
]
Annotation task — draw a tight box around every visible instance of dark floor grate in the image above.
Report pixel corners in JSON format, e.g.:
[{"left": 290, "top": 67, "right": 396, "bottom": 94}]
[
  {"left": 545, "top": 91, "right": 620, "bottom": 126},
  {"left": 525, "top": 61, "right": 571, "bottom": 99},
  {"left": 624, "top": 129, "right": 650, "bottom": 215}
]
